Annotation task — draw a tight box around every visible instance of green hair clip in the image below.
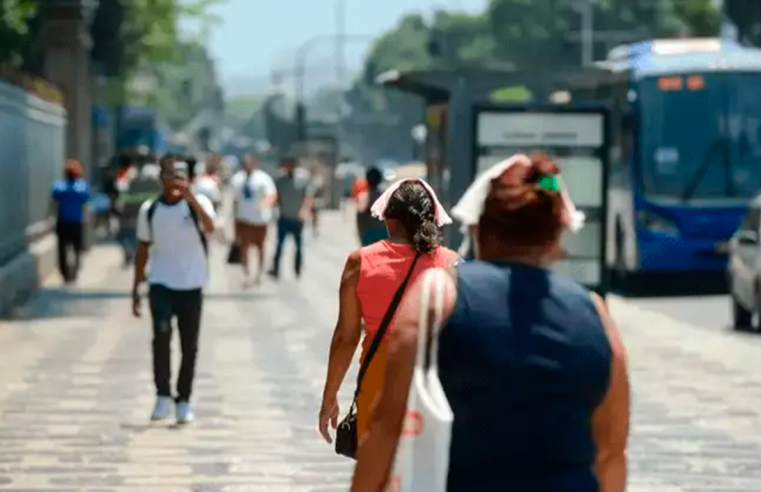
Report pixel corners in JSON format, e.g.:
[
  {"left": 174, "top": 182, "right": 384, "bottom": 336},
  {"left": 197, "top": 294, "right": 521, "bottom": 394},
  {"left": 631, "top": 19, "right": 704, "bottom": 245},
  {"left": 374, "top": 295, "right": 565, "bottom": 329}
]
[{"left": 537, "top": 175, "right": 561, "bottom": 192}]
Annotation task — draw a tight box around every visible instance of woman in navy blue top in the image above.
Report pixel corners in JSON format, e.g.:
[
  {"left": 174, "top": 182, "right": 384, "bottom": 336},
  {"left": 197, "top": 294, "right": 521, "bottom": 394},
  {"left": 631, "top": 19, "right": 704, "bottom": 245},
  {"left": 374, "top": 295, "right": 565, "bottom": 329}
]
[{"left": 352, "top": 154, "right": 629, "bottom": 492}]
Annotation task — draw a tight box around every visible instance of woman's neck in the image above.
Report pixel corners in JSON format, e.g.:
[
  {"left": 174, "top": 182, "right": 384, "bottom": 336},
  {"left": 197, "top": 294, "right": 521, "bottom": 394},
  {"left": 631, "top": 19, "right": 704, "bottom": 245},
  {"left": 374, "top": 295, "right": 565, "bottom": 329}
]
[{"left": 387, "top": 231, "right": 409, "bottom": 245}]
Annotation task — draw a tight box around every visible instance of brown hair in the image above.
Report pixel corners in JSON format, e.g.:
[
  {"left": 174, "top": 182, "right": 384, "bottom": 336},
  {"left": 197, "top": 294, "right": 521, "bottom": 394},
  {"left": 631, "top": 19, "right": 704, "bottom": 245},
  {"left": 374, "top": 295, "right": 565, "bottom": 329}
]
[{"left": 477, "top": 153, "right": 566, "bottom": 250}]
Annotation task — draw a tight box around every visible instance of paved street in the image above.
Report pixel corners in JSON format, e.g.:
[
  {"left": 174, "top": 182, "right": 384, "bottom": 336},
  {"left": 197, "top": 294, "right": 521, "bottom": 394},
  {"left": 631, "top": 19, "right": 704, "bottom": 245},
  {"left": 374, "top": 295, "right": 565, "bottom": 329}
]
[{"left": 1, "top": 210, "right": 761, "bottom": 491}]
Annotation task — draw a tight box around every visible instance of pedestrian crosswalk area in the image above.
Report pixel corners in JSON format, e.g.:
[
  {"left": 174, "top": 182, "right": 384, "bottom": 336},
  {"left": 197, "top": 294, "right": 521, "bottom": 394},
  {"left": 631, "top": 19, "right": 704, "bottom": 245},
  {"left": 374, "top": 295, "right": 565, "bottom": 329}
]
[{"left": 0, "top": 212, "right": 761, "bottom": 490}]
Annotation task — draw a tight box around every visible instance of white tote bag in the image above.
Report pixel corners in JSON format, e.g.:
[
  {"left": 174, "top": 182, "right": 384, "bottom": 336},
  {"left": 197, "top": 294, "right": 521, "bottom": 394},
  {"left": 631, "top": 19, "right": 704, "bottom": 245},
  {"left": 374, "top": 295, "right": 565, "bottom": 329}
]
[{"left": 387, "top": 268, "right": 454, "bottom": 492}]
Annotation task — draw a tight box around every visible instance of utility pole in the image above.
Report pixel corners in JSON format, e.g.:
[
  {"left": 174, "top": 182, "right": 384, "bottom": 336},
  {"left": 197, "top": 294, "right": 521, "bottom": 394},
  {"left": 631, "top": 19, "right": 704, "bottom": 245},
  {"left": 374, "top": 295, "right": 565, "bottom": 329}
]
[
  {"left": 580, "top": 0, "right": 595, "bottom": 66},
  {"left": 335, "top": 0, "right": 346, "bottom": 158}
]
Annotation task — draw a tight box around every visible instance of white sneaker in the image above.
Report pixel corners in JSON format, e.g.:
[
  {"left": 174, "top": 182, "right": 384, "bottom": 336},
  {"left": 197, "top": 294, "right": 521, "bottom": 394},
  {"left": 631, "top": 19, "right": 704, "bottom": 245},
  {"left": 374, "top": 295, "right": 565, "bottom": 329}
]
[
  {"left": 151, "top": 396, "right": 174, "bottom": 421},
  {"left": 176, "top": 401, "right": 194, "bottom": 424}
]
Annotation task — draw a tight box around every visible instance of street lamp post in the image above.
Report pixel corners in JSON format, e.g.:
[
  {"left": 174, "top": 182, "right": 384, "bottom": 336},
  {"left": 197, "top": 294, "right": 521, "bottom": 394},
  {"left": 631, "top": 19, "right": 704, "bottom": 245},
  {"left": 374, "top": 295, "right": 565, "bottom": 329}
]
[{"left": 292, "top": 34, "right": 374, "bottom": 149}]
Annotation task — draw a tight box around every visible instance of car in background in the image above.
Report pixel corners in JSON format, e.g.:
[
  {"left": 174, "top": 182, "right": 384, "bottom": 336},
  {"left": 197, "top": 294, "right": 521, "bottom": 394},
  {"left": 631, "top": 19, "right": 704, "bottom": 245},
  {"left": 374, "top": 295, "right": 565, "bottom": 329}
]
[{"left": 728, "top": 195, "right": 761, "bottom": 330}]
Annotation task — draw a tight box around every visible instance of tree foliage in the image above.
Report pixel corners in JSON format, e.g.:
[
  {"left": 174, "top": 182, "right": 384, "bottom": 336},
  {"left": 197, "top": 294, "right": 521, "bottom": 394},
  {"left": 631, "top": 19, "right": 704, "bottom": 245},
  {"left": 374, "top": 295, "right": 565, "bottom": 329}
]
[
  {"left": 724, "top": 0, "right": 761, "bottom": 45},
  {"left": 347, "top": 0, "right": 721, "bottom": 161},
  {"left": 0, "top": 0, "right": 37, "bottom": 70},
  {"left": 120, "top": 0, "right": 223, "bottom": 75},
  {"left": 145, "top": 40, "right": 224, "bottom": 130}
]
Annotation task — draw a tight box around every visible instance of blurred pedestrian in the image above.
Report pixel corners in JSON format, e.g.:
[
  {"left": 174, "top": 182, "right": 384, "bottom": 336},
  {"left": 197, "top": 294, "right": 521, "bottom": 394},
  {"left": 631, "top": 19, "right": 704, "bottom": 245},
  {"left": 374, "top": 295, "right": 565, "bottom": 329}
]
[
  {"left": 319, "top": 178, "right": 458, "bottom": 450},
  {"left": 192, "top": 156, "right": 222, "bottom": 212},
  {"left": 116, "top": 156, "right": 162, "bottom": 266},
  {"left": 50, "top": 159, "right": 90, "bottom": 283},
  {"left": 231, "top": 155, "right": 277, "bottom": 286},
  {"left": 268, "top": 156, "right": 313, "bottom": 280},
  {"left": 310, "top": 170, "right": 327, "bottom": 237},
  {"left": 351, "top": 154, "right": 629, "bottom": 492},
  {"left": 131, "top": 155, "right": 216, "bottom": 424},
  {"left": 355, "top": 166, "right": 388, "bottom": 246}
]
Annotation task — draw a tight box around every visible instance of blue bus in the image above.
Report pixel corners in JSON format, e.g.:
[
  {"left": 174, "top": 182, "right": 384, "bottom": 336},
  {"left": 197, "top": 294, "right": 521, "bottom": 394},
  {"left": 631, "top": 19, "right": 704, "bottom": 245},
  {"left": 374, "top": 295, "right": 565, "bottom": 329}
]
[
  {"left": 117, "top": 106, "right": 167, "bottom": 156},
  {"left": 563, "top": 38, "right": 761, "bottom": 285}
]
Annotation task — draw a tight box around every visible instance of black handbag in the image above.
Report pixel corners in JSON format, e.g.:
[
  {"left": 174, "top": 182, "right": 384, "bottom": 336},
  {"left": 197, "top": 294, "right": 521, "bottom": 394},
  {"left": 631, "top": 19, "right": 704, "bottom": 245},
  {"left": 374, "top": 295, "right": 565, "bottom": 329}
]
[
  {"left": 226, "top": 242, "right": 242, "bottom": 265},
  {"left": 335, "top": 253, "right": 421, "bottom": 459}
]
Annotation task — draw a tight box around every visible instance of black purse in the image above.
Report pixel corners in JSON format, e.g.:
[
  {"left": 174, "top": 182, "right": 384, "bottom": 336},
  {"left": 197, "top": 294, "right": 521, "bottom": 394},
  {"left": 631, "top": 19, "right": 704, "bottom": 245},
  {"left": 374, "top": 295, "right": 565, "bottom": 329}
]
[
  {"left": 335, "top": 253, "right": 421, "bottom": 459},
  {"left": 226, "top": 242, "right": 242, "bottom": 265}
]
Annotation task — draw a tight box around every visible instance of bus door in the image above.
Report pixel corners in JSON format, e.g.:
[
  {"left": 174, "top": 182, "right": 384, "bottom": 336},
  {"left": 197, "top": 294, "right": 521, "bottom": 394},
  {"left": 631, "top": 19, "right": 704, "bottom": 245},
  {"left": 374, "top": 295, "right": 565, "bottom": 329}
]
[
  {"left": 470, "top": 104, "right": 611, "bottom": 293},
  {"left": 727, "top": 72, "right": 761, "bottom": 200}
]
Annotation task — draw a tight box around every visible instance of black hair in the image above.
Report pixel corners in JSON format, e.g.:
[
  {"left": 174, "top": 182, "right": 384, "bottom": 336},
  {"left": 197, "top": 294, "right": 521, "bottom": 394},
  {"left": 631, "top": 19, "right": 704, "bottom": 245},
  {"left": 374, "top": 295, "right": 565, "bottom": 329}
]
[
  {"left": 366, "top": 166, "right": 383, "bottom": 189},
  {"left": 384, "top": 180, "right": 441, "bottom": 254},
  {"left": 158, "top": 153, "right": 175, "bottom": 171}
]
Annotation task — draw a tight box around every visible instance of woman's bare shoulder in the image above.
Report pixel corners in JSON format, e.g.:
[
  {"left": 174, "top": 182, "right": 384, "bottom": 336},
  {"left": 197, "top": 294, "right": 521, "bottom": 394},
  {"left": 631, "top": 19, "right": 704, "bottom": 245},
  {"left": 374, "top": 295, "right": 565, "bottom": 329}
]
[{"left": 437, "top": 246, "right": 461, "bottom": 264}]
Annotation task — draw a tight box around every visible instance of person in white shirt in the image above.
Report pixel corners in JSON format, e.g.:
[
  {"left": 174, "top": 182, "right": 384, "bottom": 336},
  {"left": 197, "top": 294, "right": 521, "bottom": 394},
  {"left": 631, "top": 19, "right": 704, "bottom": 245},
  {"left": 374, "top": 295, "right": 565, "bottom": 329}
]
[
  {"left": 131, "top": 155, "right": 216, "bottom": 425},
  {"left": 192, "top": 157, "right": 223, "bottom": 211},
  {"left": 231, "top": 155, "right": 277, "bottom": 285}
]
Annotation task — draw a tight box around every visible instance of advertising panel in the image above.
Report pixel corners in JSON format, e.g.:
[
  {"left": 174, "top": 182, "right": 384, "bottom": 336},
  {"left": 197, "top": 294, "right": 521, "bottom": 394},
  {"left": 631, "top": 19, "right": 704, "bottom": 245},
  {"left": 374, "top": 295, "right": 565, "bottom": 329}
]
[{"left": 475, "top": 109, "right": 609, "bottom": 291}]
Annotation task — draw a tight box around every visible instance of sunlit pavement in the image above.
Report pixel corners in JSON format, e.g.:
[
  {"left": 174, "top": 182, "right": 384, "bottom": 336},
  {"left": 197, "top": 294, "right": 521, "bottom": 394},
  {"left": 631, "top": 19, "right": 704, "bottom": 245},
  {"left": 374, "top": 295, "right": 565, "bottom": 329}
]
[{"left": 1, "top": 210, "right": 761, "bottom": 491}]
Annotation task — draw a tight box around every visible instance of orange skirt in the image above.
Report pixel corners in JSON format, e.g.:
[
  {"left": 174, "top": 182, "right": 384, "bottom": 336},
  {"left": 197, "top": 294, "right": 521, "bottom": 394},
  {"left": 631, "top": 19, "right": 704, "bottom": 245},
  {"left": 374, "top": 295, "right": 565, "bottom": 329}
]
[{"left": 356, "top": 338, "right": 388, "bottom": 442}]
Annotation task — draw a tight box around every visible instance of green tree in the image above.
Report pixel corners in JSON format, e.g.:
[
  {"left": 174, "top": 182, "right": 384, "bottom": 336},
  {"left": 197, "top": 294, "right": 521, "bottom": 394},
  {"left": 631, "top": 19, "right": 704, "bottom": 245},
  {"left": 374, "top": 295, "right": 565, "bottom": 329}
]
[
  {"left": 363, "top": 14, "right": 432, "bottom": 83},
  {"left": 120, "top": 0, "right": 223, "bottom": 76},
  {"left": 0, "top": 0, "right": 37, "bottom": 70},
  {"left": 145, "top": 40, "right": 224, "bottom": 129},
  {"left": 349, "top": 0, "right": 720, "bottom": 160},
  {"left": 724, "top": 0, "right": 761, "bottom": 44}
]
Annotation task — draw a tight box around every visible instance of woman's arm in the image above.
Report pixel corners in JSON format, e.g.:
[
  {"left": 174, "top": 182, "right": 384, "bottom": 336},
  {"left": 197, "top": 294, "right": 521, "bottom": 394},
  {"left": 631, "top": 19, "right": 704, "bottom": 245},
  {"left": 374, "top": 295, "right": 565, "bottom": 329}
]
[
  {"left": 591, "top": 293, "right": 630, "bottom": 492},
  {"left": 319, "top": 251, "right": 364, "bottom": 443},
  {"left": 351, "top": 269, "right": 457, "bottom": 492}
]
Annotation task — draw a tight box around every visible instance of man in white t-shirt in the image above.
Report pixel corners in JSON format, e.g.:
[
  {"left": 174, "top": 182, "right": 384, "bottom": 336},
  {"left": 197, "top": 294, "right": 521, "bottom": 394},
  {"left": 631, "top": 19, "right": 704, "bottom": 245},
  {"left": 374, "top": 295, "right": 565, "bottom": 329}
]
[
  {"left": 131, "top": 155, "right": 216, "bottom": 425},
  {"left": 231, "top": 155, "right": 277, "bottom": 285}
]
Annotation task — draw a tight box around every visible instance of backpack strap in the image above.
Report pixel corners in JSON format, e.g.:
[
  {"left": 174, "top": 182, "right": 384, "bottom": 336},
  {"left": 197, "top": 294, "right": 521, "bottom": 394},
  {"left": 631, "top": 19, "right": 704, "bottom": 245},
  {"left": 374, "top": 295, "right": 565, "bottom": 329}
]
[
  {"left": 186, "top": 202, "right": 209, "bottom": 255},
  {"left": 146, "top": 197, "right": 160, "bottom": 242},
  {"left": 146, "top": 195, "right": 208, "bottom": 256}
]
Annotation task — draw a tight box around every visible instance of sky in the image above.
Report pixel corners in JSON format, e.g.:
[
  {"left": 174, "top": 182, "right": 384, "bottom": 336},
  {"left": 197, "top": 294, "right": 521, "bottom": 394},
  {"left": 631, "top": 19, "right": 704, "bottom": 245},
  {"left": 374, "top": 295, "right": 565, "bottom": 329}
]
[{"left": 199, "top": 0, "right": 488, "bottom": 98}]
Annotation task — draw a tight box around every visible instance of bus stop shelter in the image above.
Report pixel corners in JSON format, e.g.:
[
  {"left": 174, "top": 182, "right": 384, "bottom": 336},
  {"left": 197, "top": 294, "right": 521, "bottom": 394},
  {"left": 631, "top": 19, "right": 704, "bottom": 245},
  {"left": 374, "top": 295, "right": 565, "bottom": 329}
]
[{"left": 377, "top": 68, "right": 612, "bottom": 294}]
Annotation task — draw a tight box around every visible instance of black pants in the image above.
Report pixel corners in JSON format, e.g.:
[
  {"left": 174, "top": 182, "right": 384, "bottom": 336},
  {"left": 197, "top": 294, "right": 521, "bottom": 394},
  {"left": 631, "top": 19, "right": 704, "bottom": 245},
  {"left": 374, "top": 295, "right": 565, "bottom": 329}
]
[
  {"left": 149, "top": 284, "right": 203, "bottom": 402},
  {"left": 55, "top": 221, "right": 83, "bottom": 282},
  {"left": 272, "top": 217, "right": 303, "bottom": 276}
]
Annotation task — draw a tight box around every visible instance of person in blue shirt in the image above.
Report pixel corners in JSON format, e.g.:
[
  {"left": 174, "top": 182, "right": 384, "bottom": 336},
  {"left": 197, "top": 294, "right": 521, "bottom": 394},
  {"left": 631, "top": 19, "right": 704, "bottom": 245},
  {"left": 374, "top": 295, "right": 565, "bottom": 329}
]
[{"left": 51, "top": 159, "right": 90, "bottom": 283}]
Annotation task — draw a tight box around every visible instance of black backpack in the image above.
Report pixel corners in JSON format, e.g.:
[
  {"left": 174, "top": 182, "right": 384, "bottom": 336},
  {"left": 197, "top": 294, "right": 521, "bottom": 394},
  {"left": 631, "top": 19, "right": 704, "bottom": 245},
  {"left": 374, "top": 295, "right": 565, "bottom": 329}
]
[{"left": 146, "top": 197, "right": 208, "bottom": 255}]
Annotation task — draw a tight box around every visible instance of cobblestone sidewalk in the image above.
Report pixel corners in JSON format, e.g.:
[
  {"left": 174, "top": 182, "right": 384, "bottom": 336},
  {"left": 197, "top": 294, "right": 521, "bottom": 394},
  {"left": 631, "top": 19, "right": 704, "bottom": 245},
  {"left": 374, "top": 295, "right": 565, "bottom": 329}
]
[{"left": 1, "top": 211, "right": 760, "bottom": 491}]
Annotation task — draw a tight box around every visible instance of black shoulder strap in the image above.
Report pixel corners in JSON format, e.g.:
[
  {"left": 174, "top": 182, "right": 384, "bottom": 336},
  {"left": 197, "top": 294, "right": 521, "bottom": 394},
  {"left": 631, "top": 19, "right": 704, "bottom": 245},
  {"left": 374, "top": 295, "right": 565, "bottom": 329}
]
[
  {"left": 146, "top": 197, "right": 161, "bottom": 242},
  {"left": 354, "top": 253, "right": 421, "bottom": 397},
  {"left": 146, "top": 196, "right": 207, "bottom": 256},
  {"left": 186, "top": 202, "right": 208, "bottom": 255}
]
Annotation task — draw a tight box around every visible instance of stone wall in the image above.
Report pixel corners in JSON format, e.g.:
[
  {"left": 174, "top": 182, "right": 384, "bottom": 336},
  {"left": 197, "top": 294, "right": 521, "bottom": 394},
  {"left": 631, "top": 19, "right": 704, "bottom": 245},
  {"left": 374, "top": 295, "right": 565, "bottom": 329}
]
[{"left": 0, "top": 80, "right": 67, "bottom": 317}]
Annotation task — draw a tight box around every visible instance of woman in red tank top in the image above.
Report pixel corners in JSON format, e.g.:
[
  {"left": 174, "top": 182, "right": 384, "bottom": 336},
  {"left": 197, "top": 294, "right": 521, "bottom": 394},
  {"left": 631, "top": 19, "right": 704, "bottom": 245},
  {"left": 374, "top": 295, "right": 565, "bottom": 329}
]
[{"left": 319, "top": 179, "right": 458, "bottom": 446}]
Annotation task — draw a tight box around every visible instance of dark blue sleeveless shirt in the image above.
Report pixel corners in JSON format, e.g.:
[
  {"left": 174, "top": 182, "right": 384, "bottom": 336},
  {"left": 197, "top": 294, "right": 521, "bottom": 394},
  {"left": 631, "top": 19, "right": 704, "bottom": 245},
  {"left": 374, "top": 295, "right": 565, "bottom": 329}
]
[{"left": 438, "top": 261, "right": 612, "bottom": 492}]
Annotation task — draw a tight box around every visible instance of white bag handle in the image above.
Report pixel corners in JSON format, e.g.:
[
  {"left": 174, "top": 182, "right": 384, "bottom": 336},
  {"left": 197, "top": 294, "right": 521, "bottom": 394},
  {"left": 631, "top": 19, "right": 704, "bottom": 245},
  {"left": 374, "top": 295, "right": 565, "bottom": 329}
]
[{"left": 416, "top": 269, "right": 447, "bottom": 371}]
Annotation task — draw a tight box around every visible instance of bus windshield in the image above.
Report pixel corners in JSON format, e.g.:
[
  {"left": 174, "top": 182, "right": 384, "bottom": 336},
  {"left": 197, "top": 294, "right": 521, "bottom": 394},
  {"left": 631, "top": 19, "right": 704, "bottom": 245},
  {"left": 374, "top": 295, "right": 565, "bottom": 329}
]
[{"left": 638, "top": 73, "right": 761, "bottom": 201}]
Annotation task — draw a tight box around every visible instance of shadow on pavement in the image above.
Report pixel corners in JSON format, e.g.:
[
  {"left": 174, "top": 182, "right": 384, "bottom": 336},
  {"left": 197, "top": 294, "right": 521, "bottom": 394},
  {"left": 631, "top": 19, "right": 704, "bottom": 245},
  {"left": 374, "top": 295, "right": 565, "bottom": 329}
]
[
  {"left": 12, "top": 287, "right": 273, "bottom": 321},
  {"left": 611, "top": 271, "right": 729, "bottom": 298}
]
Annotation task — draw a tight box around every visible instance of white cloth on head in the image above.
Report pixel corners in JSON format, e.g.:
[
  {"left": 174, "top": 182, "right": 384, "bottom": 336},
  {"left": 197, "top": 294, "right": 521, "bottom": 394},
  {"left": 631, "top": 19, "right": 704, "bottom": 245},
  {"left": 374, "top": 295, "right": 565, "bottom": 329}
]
[
  {"left": 450, "top": 154, "right": 585, "bottom": 233},
  {"left": 370, "top": 178, "right": 452, "bottom": 227}
]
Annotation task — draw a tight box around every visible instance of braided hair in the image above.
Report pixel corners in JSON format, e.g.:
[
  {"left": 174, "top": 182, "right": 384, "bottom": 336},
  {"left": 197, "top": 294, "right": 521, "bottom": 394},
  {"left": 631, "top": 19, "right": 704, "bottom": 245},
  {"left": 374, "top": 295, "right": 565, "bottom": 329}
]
[{"left": 384, "top": 180, "right": 442, "bottom": 254}]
